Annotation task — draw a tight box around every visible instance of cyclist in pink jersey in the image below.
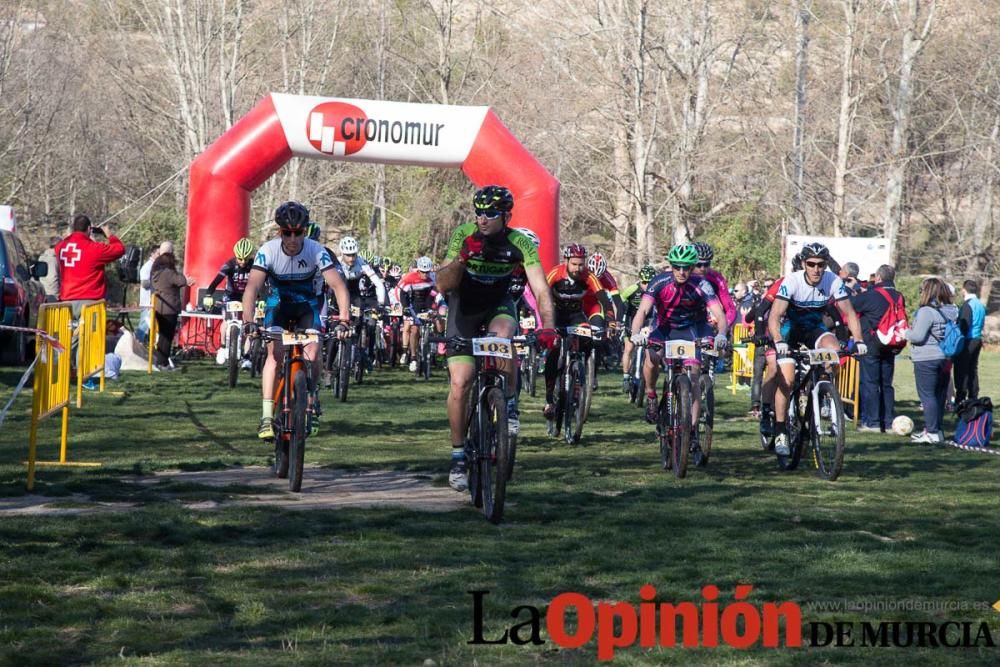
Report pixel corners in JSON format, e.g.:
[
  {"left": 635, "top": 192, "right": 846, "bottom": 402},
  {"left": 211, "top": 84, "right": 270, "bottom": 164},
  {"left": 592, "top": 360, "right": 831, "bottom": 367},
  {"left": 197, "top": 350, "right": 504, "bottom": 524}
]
[{"left": 692, "top": 242, "right": 736, "bottom": 328}]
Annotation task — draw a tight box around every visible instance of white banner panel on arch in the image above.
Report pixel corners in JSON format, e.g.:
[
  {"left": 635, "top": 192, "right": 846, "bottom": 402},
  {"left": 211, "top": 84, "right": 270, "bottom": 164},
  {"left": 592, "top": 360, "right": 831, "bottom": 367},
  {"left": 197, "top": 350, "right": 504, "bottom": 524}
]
[
  {"left": 271, "top": 94, "right": 489, "bottom": 168},
  {"left": 784, "top": 235, "right": 892, "bottom": 278}
]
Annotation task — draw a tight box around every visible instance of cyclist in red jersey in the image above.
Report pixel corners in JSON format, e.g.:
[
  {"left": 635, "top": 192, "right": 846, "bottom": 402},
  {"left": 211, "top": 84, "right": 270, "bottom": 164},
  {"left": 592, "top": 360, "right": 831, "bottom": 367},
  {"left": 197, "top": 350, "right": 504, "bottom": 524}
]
[{"left": 542, "top": 243, "right": 613, "bottom": 418}]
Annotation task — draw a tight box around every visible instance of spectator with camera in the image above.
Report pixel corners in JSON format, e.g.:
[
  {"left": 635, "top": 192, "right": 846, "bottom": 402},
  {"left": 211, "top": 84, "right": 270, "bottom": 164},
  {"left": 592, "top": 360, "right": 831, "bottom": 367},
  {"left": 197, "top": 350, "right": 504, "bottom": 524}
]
[{"left": 55, "top": 215, "right": 125, "bottom": 316}]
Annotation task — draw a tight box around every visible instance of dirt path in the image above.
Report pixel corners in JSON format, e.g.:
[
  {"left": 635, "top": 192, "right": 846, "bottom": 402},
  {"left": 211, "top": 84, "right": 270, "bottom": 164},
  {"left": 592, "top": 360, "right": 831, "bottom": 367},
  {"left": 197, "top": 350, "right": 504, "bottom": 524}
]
[{"left": 1, "top": 467, "right": 466, "bottom": 515}]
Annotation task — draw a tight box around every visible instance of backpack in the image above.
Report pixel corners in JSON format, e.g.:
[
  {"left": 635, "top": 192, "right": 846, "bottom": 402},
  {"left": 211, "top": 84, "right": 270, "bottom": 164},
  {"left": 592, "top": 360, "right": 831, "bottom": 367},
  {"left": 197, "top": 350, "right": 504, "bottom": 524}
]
[
  {"left": 872, "top": 287, "right": 909, "bottom": 353},
  {"left": 935, "top": 307, "right": 965, "bottom": 358},
  {"left": 954, "top": 397, "right": 993, "bottom": 448},
  {"left": 118, "top": 245, "right": 142, "bottom": 284}
]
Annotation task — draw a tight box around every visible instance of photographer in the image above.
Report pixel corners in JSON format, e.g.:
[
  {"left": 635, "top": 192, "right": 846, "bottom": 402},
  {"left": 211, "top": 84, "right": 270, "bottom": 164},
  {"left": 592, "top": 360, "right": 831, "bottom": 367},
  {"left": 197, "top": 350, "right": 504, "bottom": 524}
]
[{"left": 55, "top": 215, "right": 125, "bottom": 316}]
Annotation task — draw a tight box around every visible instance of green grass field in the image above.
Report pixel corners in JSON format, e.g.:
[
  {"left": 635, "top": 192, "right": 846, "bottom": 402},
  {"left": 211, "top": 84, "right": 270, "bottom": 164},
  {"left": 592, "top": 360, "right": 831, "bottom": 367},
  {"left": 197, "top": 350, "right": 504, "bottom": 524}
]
[{"left": 0, "top": 352, "right": 997, "bottom": 665}]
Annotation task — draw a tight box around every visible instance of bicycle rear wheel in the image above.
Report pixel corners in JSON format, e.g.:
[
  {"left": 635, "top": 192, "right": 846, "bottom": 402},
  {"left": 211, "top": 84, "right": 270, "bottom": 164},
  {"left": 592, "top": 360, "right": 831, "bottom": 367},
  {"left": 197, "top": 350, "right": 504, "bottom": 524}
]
[
  {"left": 694, "top": 374, "right": 714, "bottom": 467},
  {"left": 777, "top": 394, "right": 806, "bottom": 470},
  {"left": 249, "top": 336, "right": 263, "bottom": 378},
  {"left": 288, "top": 372, "right": 308, "bottom": 492},
  {"left": 527, "top": 346, "right": 537, "bottom": 397},
  {"left": 811, "top": 381, "right": 846, "bottom": 481},
  {"left": 668, "top": 374, "right": 692, "bottom": 478}
]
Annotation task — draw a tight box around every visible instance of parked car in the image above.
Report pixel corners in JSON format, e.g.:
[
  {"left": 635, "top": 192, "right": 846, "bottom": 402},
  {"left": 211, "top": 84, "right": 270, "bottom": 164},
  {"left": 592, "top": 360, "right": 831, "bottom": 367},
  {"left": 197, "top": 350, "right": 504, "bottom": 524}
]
[{"left": 1, "top": 226, "right": 48, "bottom": 365}]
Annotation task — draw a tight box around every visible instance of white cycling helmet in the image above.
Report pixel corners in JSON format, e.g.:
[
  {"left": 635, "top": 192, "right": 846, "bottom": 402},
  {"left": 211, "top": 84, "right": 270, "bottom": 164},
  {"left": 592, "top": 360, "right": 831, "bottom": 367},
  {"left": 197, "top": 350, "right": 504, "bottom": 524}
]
[
  {"left": 587, "top": 252, "right": 608, "bottom": 278},
  {"left": 513, "top": 227, "right": 541, "bottom": 249},
  {"left": 416, "top": 256, "right": 434, "bottom": 272},
  {"left": 339, "top": 236, "right": 359, "bottom": 255}
]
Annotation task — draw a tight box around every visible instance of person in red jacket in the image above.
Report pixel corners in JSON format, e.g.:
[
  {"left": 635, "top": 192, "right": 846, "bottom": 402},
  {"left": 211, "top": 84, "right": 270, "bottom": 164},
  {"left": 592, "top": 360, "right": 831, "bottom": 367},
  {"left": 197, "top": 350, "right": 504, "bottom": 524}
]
[{"left": 55, "top": 215, "right": 125, "bottom": 313}]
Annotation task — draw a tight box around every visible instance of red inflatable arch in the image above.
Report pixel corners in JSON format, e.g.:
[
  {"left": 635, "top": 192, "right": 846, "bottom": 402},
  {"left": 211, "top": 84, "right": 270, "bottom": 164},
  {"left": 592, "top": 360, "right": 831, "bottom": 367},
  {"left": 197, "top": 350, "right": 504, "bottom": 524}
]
[{"left": 185, "top": 94, "right": 560, "bottom": 299}]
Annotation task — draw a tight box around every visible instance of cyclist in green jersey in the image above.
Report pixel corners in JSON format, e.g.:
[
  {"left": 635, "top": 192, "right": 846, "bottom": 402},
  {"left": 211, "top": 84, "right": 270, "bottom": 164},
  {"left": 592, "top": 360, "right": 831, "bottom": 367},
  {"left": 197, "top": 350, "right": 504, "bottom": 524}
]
[
  {"left": 436, "top": 185, "right": 556, "bottom": 491},
  {"left": 620, "top": 265, "right": 656, "bottom": 389}
]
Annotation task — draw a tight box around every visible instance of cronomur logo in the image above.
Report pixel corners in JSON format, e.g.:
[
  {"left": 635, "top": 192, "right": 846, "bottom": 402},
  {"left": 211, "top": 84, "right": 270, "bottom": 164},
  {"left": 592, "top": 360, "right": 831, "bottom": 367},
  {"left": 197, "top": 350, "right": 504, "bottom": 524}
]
[
  {"left": 306, "top": 101, "right": 445, "bottom": 157},
  {"left": 307, "top": 102, "right": 368, "bottom": 156}
]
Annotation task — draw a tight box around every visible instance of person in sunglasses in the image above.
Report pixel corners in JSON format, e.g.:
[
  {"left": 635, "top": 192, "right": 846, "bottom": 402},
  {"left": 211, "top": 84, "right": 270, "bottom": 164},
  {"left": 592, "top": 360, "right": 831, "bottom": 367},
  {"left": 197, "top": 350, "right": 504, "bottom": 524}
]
[
  {"left": 241, "top": 201, "right": 351, "bottom": 440},
  {"left": 691, "top": 241, "right": 737, "bottom": 329},
  {"left": 767, "top": 241, "right": 867, "bottom": 456},
  {"left": 436, "top": 185, "right": 556, "bottom": 492},
  {"left": 629, "top": 244, "right": 729, "bottom": 452}
]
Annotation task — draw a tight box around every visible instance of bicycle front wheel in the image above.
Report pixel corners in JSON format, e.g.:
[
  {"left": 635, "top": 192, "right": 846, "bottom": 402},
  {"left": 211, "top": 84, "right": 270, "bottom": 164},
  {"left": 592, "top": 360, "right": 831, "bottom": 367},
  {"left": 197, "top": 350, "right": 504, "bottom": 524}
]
[
  {"left": 480, "top": 387, "right": 510, "bottom": 524},
  {"left": 582, "top": 351, "right": 596, "bottom": 422},
  {"left": 811, "top": 381, "right": 846, "bottom": 481},
  {"left": 335, "top": 342, "right": 351, "bottom": 402},
  {"left": 288, "top": 371, "right": 308, "bottom": 492},
  {"left": 565, "top": 359, "right": 586, "bottom": 445},
  {"left": 227, "top": 324, "right": 240, "bottom": 388},
  {"left": 669, "top": 374, "right": 692, "bottom": 478}
]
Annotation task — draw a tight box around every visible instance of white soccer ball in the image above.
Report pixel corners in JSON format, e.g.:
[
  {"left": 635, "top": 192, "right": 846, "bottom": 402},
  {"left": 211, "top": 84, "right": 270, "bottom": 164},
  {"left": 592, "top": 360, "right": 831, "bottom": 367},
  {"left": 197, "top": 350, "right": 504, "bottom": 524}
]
[
  {"left": 215, "top": 347, "right": 228, "bottom": 365},
  {"left": 892, "top": 415, "right": 914, "bottom": 436}
]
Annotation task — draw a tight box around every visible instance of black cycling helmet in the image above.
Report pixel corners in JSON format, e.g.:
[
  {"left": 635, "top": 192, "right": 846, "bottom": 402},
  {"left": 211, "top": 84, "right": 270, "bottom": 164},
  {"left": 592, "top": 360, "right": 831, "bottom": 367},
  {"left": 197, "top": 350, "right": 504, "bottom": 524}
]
[
  {"left": 473, "top": 185, "right": 514, "bottom": 214},
  {"left": 275, "top": 201, "right": 309, "bottom": 230},
  {"left": 791, "top": 253, "right": 803, "bottom": 271},
  {"left": 638, "top": 265, "right": 656, "bottom": 282},
  {"left": 692, "top": 241, "right": 714, "bottom": 263},
  {"left": 799, "top": 242, "right": 830, "bottom": 261}
]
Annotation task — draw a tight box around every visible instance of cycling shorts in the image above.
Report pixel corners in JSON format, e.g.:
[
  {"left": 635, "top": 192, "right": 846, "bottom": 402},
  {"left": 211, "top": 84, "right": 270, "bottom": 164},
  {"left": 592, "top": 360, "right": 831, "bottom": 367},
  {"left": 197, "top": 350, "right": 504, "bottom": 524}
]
[
  {"left": 265, "top": 300, "right": 322, "bottom": 332},
  {"left": 445, "top": 295, "right": 517, "bottom": 363}
]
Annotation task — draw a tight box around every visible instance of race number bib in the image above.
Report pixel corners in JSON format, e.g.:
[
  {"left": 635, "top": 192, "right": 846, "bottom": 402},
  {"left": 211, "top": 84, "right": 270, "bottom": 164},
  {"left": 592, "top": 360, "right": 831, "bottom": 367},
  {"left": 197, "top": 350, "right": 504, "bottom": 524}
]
[
  {"left": 663, "top": 340, "right": 697, "bottom": 360},
  {"left": 350, "top": 305, "right": 361, "bottom": 318},
  {"left": 389, "top": 304, "right": 403, "bottom": 317},
  {"left": 281, "top": 331, "right": 319, "bottom": 346},
  {"left": 225, "top": 301, "right": 243, "bottom": 313},
  {"left": 567, "top": 325, "right": 592, "bottom": 339},
  {"left": 519, "top": 316, "right": 536, "bottom": 330},
  {"left": 472, "top": 337, "right": 513, "bottom": 360},
  {"left": 808, "top": 349, "right": 840, "bottom": 365}
]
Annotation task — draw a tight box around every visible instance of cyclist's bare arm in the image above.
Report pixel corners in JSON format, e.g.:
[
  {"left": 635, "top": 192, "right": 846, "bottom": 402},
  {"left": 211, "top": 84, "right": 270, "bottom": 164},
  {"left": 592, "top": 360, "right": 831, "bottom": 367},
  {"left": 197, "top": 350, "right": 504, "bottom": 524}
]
[
  {"left": 525, "top": 264, "right": 555, "bottom": 328},
  {"left": 323, "top": 268, "right": 351, "bottom": 324},
  {"left": 835, "top": 298, "right": 864, "bottom": 343},
  {"left": 630, "top": 299, "right": 654, "bottom": 337},
  {"left": 435, "top": 259, "right": 464, "bottom": 293},
  {"left": 768, "top": 298, "right": 789, "bottom": 343},
  {"left": 241, "top": 269, "right": 268, "bottom": 323}
]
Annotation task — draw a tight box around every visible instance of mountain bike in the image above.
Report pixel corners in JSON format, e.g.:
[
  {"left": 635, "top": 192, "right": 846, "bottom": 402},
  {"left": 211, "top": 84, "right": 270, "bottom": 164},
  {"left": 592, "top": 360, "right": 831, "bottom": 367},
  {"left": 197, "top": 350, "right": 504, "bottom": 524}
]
[
  {"left": 453, "top": 334, "right": 514, "bottom": 524},
  {"left": 384, "top": 303, "right": 404, "bottom": 367},
  {"left": 246, "top": 300, "right": 267, "bottom": 378},
  {"left": 260, "top": 327, "right": 327, "bottom": 492},
  {"left": 625, "top": 337, "right": 647, "bottom": 406},
  {"left": 650, "top": 338, "right": 715, "bottom": 479},
  {"left": 694, "top": 339, "right": 719, "bottom": 468},
  {"left": 414, "top": 311, "right": 439, "bottom": 380},
  {"left": 546, "top": 324, "right": 599, "bottom": 445},
  {"left": 516, "top": 313, "right": 538, "bottom": 397},
  {"left": 324, "top": 314, "right": 353, "bottom": 402},
  {"left": 773, "top": 346, "right": 850, "bottom": 481},
  {"left": 581, "top": 326, "right": 605, "bottom": 422}
]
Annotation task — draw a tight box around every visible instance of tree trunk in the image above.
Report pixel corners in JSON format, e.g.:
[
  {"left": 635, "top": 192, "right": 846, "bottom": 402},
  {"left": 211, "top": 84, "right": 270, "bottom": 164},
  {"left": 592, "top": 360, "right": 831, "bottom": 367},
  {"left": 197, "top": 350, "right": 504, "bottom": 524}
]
[{"left": 791, "top": 1, "right": 810, "bottom": 231}]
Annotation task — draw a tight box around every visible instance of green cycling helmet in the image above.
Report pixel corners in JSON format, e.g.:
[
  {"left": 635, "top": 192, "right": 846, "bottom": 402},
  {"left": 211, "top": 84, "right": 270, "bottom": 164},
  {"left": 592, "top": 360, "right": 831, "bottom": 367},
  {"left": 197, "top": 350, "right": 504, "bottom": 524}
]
[
  {"left": 638, "top": 265, "right": 656, "bottom": 282},
  {"left": 359, "top": 248, "right": 375, "bottom": 263},
  {"left": 233, "top": 237, "right": 255, "bottom": 262},
  {"left": 666, "top": 243, "right": 699, "bottom": 267}
]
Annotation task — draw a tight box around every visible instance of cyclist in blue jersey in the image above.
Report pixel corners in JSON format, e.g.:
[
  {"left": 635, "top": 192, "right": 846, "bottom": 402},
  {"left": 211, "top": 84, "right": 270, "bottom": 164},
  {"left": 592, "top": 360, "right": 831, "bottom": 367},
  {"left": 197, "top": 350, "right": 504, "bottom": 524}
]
[
  {"left": 241, "top": 201, "right": 351, "bottom": 439},
  {"left": 767, "top": 242, "right": 867, "bottom": 456}
]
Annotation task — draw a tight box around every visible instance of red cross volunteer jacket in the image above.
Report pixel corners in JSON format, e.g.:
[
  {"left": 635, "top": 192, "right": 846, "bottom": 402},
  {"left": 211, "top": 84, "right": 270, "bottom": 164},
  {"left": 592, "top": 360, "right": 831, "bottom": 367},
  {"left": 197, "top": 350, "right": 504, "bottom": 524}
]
[{"left": 54, "top": 231, "right": 126, "bottom": 301}]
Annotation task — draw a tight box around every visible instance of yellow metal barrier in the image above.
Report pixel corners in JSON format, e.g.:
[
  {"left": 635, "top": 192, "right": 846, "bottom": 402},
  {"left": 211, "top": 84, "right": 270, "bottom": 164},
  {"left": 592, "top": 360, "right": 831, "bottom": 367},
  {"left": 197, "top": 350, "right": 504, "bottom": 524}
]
[
  {"left": 837, "top": 355, "right": 861, "bottom": 428},
  {"left": 729, "top": 323, "right": 755, "bottom": 394},
  {"left": 26, "top": 303, "right": 101, "bottom": 491},
  {"left": 76, "top": 300, "right": 107, "bottom": 407},
  {"left": 148, "top": 294, "right": 158, "bottom": 374}
]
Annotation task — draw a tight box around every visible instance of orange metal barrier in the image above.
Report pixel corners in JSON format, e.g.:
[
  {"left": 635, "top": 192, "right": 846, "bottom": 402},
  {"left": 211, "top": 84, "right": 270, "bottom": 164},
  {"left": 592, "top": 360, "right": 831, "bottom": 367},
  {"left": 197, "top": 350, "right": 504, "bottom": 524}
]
[{"left": 730, "top": 323, "right": 755, "bottom": 394}]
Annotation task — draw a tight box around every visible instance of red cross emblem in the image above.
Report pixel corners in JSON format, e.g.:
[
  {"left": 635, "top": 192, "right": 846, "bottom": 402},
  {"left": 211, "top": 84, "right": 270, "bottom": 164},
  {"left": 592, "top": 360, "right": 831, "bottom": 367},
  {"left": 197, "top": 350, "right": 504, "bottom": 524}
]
[{"left": 59, "top": 243, "right": 82, "bottom": 267}]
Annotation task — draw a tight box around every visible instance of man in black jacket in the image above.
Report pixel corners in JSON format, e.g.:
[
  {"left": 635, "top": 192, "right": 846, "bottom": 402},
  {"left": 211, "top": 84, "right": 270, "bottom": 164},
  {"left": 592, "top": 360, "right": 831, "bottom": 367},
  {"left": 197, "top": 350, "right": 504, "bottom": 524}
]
[{"left": 850, "top": 264, "right": 902, "bottom": 432}]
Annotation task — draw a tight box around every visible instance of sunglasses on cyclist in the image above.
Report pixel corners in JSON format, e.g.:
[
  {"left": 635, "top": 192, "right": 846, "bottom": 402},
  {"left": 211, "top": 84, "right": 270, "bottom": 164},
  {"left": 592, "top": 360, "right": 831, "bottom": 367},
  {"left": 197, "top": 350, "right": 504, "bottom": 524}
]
[
  {"left": 670, "top": 264, "right": 692, "bottom": 271},
  {"left": 696, "top": 262, "right": 709, "bottom": 268},
  {"left": 281, "top": 229, "right": 305, "bottom": 237},
  {"left": 804, "top": 260, "right": 826, "bottom": 269},
  {"left": 477, "top": 210, "right": 504, "bottom": 220}
]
